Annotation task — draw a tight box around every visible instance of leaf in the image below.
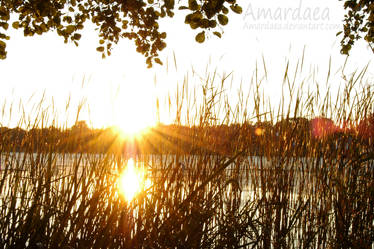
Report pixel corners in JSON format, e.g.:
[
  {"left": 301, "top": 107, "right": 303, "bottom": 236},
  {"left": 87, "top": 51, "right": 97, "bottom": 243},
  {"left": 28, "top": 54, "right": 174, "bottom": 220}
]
[
  {"left": 99, "top": 39, "right": 105, "bottom": 44},
  {"left": 66, "top": 25, "right": 75, "bottom": 33},
  {"left": 190, "top": 22, "right": 199, "bottom": 29},
  {"left": 155, "top": 58, "right": 163, "bottom": 65},
  {"left": 195, "top": 31, "right": 205, "bottom": 43},
  {"left": 12, "top": 21, "right": 19, "bottom": 29},
  {"left": 201, "top": 19, "right": 210, "bottom": 28},
  {"left": 185, "top": 12, "right": 202, "bottom": 24},
  {"left": 230, "top": 4, "right": 242, "bottom": 14},
  {"left": 73, "top": 33, "right": 81, "bottom": 40},
  {"left": 35, "top": 28, "right": 42, "bottom": 35},
  {"left": 167, "top": 10, "right": 174, "bottom": 17},
  {"left": 188, "top": 0, "right": 199, "bottom": 11},
  {"left": 40, "top": 23, "right": 48, "bottom": 32},
  {"left": 209, "top": 20, "right": 217, "bottom": 28},
  {"left": 164, "top": 0, "right": 174, "bottom": 9},
  {"left": 1, "top": 23, "right": 8, "bottom": 30},
  {"left": 218, "top": 14, "right": 228, "bottom": 25},
  {"left": 160, "top": 9, "right": 166, "bottom": 17},
  {"left": 336, "top": 31, "right": 343, "bottom": 36},
  {"left": 146, "top": 57, "right": 152, "bottom": 68},
  {"left": 178, "top": 6, "right": 189, "bottom": 10},
  {"left": 96, "top": 46, "right": 104, "bottom": 52},
  {"left": 222, "top": 7, "right": 229, "bottom": 15},
  {"left": 213, "top": 31, "right": 221, "bottom": 38}
]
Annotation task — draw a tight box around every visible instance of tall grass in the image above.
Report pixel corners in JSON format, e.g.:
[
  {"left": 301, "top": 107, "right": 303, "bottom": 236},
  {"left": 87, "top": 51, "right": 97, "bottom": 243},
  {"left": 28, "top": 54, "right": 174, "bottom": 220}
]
[{"left": 0, "top": 58, "right": 373, "bottom": 249}]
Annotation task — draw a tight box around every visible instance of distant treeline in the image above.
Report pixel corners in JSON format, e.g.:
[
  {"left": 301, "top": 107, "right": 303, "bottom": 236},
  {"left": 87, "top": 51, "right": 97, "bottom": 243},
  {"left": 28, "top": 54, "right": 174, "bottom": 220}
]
[{"left": 1, "top": 116, "right": 373, "bottom": 155}]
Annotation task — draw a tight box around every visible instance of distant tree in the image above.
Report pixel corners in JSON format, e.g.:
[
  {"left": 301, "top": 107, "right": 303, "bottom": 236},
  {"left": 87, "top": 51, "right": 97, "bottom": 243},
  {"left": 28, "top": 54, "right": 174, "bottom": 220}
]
[
  {"left": 0, "top": 0, "right": 242, "bottom": 67},
  {"left": 71, "top": 120, "right": 89, "bottom": 132},
  {"left": 8, "top": 127, "right": 26, "bottom": 151},
  {"left": 357, "top": 113, "right": 374, "bottom": 142},
  {"left": 339, "top": 0, "right": 374, "bottom": 54}
]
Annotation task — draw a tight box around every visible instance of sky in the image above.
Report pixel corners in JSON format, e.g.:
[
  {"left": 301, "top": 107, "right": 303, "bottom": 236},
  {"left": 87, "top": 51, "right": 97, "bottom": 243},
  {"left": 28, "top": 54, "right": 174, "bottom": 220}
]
[{"left": 0, "top": 0, "right": 373, "bottom": 130}]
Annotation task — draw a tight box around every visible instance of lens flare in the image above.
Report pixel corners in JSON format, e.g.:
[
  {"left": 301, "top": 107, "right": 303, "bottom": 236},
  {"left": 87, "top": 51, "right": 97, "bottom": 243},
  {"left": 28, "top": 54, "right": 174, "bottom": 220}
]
[
  {"left": 311, "top": 117, "right": 336, "bottom": 139},
  {"left": 255, "top": 128, "right": 264, "bottom": 136}
]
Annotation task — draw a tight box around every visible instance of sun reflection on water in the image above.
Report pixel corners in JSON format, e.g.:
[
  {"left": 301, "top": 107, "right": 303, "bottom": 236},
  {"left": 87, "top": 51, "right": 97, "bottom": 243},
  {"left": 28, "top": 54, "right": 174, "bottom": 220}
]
[{"left": 117, "top": 158, "right": 150, "bottom": 201}]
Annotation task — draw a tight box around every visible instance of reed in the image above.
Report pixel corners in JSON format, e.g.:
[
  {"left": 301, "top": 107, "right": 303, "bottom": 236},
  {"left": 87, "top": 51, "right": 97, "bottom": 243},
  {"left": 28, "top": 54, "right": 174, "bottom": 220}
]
[{"left": 0, "top": 57, "right": 373, "bottom": 249}]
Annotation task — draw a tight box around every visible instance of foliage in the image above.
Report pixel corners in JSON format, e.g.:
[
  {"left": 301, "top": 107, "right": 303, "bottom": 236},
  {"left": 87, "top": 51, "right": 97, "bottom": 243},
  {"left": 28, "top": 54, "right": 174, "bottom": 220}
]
[
  {"left": 1, "top": 116, "right": 373, "bottom": 156},
  {"left": 1, "top": 1, "right": 373, "bottom": 65},
  {"left": 339, "top": 0, "right": 374, "bottom": 54},
  {"left": 0, "top": 0, "right": 242, "bottom": 67}
]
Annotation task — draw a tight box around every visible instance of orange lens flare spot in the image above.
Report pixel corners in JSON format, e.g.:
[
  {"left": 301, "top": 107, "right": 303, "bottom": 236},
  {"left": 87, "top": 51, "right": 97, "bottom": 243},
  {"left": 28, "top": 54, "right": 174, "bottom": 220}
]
[
  {"left": 311, "top": 117, "right": 336, "bottom": 139},
  {"left": 255, "top": 128, "right": 264, "bottom": 136}
]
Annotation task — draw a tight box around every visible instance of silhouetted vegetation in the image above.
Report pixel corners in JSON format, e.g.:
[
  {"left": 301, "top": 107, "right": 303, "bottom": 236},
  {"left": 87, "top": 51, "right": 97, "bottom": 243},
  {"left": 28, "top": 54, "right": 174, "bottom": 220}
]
[
  {"left": 0, "top": 1, "right": 373, "bottom": 65},
  {"left": 0, "top": 60, "right": 373, "bottom": 248},
  {"left": 0, "top": 0, "right": 243, "bottom": 66},
  {"left": 339, "top": 0, "right": 374, "bottom": 55},
  {"left": 1, "top": 115, "right": 373, "bottom": 156}
]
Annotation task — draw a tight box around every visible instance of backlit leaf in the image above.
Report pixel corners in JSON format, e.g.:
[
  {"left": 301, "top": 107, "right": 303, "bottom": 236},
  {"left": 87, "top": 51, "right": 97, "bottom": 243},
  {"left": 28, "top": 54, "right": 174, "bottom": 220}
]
[
  {"left": 96, "top": 46, "right": 104, "bottom": 52},
  {"left": 230, "top": 4, "right": 242, "bottom": 14},
  {"left": 1, "top": 23, "right": 8, "bottom": 30},
  {"left": 213, "top": 31, "right": 221, "bottom": 38},
  {"left": 188, "top": 0, "right": 199, "bottom": 11},
  {"left": 218, "top": 14, "right": 228, "bottom": 25},
  {"left": 190, "top": 22, "right": 199, "bottom": 29},
  {"left": 73, "top": 33, "right": 81, "bottom": 40},
  {"left": 222, "top": 7, "right": 229, "bottom": 15},
  {"left": 195, "top": 31, "right": 205, "bottom": 43},
  {"left": 155, "top": 58, "right": 163, "bottom": 65},
  {"left": 12, "top": 21, "right": 19, "bottom": 29},
  {"left": 66, "top": 25, "right": 75, "bottom": 33}
]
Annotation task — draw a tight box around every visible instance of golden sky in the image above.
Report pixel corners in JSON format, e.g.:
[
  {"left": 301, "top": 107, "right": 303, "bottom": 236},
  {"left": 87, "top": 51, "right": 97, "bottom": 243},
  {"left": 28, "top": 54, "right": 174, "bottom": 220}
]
[{"left": 0, "top": 0, "right": 372, "bottom": 130}]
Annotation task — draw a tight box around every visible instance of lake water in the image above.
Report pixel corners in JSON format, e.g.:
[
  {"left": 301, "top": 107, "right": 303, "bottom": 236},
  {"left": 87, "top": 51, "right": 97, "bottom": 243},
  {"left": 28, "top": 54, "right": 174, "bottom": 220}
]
[{"left": 1, "top": 152, "right": 373, "bottom": 248}]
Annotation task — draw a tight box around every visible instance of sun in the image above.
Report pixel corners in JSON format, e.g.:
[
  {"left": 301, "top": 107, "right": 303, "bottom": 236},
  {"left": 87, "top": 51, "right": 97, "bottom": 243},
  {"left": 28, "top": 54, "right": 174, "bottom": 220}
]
[
  {"left": 117, "top": 158, "right": 149, "bottom": 201},
  {"left": 112, "top": 116, "right": 152, "bottom": 139},
  {"left": 109, "top": 84, "right": 157, "bottom": 138},
  {"left": 111, "top": 94, "right": 156, "bottom": 138}
]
